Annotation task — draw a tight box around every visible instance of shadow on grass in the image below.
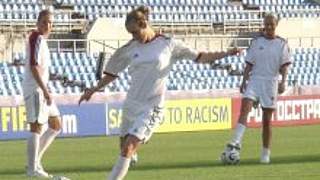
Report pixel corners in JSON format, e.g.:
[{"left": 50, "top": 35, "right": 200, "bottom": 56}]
[
  {"left": 1, "top": 154, "right": 320, "bottom": 175},
  {"left": 240, "top": 153, "right": 320, "bottom": 166},
  {"left": 131, "top": 153, "right": 320, "bottom": 171}
]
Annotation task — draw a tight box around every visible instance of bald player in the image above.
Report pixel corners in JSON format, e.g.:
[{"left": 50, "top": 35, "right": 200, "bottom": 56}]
[{"left": 221, "top": 13, "right": 292, "bottom": 164}]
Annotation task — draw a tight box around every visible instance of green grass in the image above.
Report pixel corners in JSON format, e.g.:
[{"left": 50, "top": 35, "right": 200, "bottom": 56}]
[{"left": 1, "top": 125, "right": 320, "bottom": 180}]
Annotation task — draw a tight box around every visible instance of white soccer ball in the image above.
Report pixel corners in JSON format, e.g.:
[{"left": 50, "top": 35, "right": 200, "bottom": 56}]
[{"left": 220, "top": 149, "right": 240, "bottom": 165}]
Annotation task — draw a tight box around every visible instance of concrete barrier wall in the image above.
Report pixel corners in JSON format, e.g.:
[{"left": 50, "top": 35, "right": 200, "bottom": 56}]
[
  {"left": 277, "top": 18, "right": 320, "bottom": 48},
  {"left": 86, "top": 18, "right": 131, "bottom": 55}
]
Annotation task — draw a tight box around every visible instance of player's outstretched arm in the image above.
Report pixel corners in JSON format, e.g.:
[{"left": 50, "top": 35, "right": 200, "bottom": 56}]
[
  {"left": 78, "top": 74, "right": 117, "bottom": 105},
  {"left": 197, "top": 47, "right": 242, "bottom": 64},
  {"left": 240, "top": 63, "right": 253, "bottom": 93}
]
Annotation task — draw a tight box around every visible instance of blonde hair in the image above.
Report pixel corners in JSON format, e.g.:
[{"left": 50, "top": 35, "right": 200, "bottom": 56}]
[{"left": 125, "top": 6, "right": 150, "bottom": 28}]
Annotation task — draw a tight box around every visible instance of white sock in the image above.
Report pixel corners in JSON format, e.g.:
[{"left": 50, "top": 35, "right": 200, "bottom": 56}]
[
  {"left": 231, "top": 123, "right": 246, "bottom": 144},
  {"left": 38, "top": 128, "right": 60, "bottom": 168},
  {"left": 27, "top": 133, "right": 40, "bottom": 172},
  {"left": 262, "top": 147, "right": 271, "bottom": 157},
  {"left": 108, "top": 156, "right": 131, "bottom": 180}
]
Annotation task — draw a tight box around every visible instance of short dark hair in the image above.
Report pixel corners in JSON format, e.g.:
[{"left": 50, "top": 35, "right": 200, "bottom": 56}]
[
  {"left": 125, "top": 6, "right": 150, "bottom": 28},
  {"left": 37, "top": 9, "right": 52, "bottom": 23},
  {"left": 263, "top": 13, "right": 279, "bottom": 24}
]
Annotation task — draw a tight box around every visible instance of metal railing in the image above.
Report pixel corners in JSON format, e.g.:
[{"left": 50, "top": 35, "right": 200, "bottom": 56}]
[{"left": 0, "top": 9, "right": 87, "bottom": 33}]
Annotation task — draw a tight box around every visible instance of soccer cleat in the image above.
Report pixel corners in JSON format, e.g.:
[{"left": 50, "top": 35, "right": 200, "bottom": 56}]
[
  {"left": 260, "top": 149, "right": 271, "bottom": 164},
  {"left": 260, "top": 155, "right": 270, "bottom": 164},
  {"left": 130, "top": 153, "right": 138, "bottom": 166},
  {"left": 26, "top": 163, "right": 53, "bottom": 178},
  {"left": 27, "top": 169, "right": 53, "bottom": 178}
]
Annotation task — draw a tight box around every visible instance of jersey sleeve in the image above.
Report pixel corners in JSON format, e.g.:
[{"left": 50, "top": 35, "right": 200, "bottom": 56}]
[
  {"left": 281, "top": 41, "right": 292, "bottom": 66},
  {"left": 170, "top": 39, "right": 199, "bottom": 63},
  {"left": 245, "top": 39, "right": 256, "bottom": 65},
  {"left": 104, "top": 46, "right": 130, "bottom": 76},
  {"left": 29, "top": 35, "right": 43, "bottom": 66}
]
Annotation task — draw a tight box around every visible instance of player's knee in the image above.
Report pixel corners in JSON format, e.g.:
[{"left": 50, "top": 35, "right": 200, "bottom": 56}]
[
  {"left": 48, "top": 116, "right": 62, "bottom": 131},
  {"left": 242, "top": 105, "right": 252, "bottom": 114},
  {"left": 49, "top": 124, "right": 61, "bottom": 132},
  {"left": 121, "top": 143, "right": 135, "bottom": 158},
  {"left": 121, "top": 136, "right": 139, "bottom": 158},
  {"left": 29, "top": 122, "right": 42, "bottom": 134},
  {"left": 238, "top": 112, "right": 249, "bottom": 124}
]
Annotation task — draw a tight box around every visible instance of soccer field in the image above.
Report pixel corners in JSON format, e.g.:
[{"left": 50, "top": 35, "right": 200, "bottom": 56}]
[{"left": 1, "top": 125, "right": 320, "bottom": 180}]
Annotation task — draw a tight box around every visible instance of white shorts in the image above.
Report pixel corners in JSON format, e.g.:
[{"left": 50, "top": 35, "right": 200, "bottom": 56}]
[
  {"left": 243, "top": 79, "right": 278, "bottom": 109},
  {"left": 24, "top": 90, "right": 60, "bottom": 124},
  {"left": 121, "top": 105, "right": 164, "bottom": 144}
]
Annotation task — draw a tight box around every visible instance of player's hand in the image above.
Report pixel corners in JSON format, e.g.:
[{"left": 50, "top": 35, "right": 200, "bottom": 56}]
[
  {"left": 278, "top": 82, "right": 285, "bottom": 94},
  {"left": 43, "top": 91, "right": 52, "bottom": 106},
  {"left": 240, "top": 81, "right": 247, "bottom": 93},
  {"left": 78, "top": 88, "right": 95, "bottom": 105},
  {"left": 227, "top": 47, "right": 242, "bottom": 56}
]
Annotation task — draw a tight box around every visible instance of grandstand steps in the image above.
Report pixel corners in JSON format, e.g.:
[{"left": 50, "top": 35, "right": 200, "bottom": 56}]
[
  {"left": 50, "top": 33, "right": 85, "bottom": 40},
  {"left": 53, "top": 0, "right": 74, "bottom": 11},
  {"left": 0, "top": 19, "right": 88, "bottom": 35},
  {"left": 153, "top": 23, "right": 241, "bottom": 36},
  {"left": 222, "top": 20, "right": 263, "bottom": 34},
  {"left": 152, "top": 19, "right": 262, "bottom": 36},
  {"left": 154, "top": 25, "right": 216, "bottom": 36},
  {"left": 48, "top": 33, "right": 86, "bottom": 52},
  {"left": 0, "top": 21, "right": 33, "bottom": 34},
  {"left": 53, "top": 20, "right": 89, "bottom": 34}
]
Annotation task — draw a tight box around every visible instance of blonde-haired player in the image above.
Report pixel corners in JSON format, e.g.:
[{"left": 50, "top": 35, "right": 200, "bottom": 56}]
[
  {"left": 79, "top": 5, "right": 241, "bottom": 180},
  {"left": 23, "top": 10, "right": 61, "bottom": 178},
  {"left": 222, "top": 13, "right": 291, "bottom": 164}
]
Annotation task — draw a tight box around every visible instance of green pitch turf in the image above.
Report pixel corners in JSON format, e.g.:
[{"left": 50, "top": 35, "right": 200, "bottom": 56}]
[{"left": 1, "top": 125, "right": 320, "bottom": 180}]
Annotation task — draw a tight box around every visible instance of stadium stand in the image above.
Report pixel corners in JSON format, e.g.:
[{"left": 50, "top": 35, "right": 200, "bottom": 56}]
[
  {"left": 0, "top": 0, "right": 319, "bottom": 29},
  {"left": 0, "top": 47, "right": 319, "bottom": 96}
]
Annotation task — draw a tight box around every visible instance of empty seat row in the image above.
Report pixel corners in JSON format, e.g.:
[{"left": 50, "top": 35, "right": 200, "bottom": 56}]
[{"left": 1, "top": 48, "right": 320, "bottom": 95}]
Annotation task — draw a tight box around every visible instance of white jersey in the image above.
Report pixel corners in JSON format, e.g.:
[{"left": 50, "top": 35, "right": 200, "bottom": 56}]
[
  {"left": 22, "top": 31, "right": 50, "bottom": 97},
  {"left": 104, "top": 34, "right": 199, "bottom": 111},
  {"left": 245, "top": 35, "right": 292, "bottom": 81}
]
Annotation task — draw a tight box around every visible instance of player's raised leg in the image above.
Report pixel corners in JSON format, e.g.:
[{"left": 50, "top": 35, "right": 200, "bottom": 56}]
[{"left": 120, "top": 136, "right": 138, "bottom": 166}]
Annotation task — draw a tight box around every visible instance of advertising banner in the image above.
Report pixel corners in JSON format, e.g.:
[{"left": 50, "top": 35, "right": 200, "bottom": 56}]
[
  {"left": 232, "top": 95, "right": 320, "bottom": 128},
  {"left": 107, "top": 98, "right": 232, "bottom": 135},
  {"left": 0, "top": 103, "right": 107, "bottom": 140},
  {"left": 58, "top": 103, "right": 107, "bottom": 137}
]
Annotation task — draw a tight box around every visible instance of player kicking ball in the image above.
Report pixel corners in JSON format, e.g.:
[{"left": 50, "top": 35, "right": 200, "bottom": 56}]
[{"left": 79, "top": 5, "right": 241, "bottom": 180}]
